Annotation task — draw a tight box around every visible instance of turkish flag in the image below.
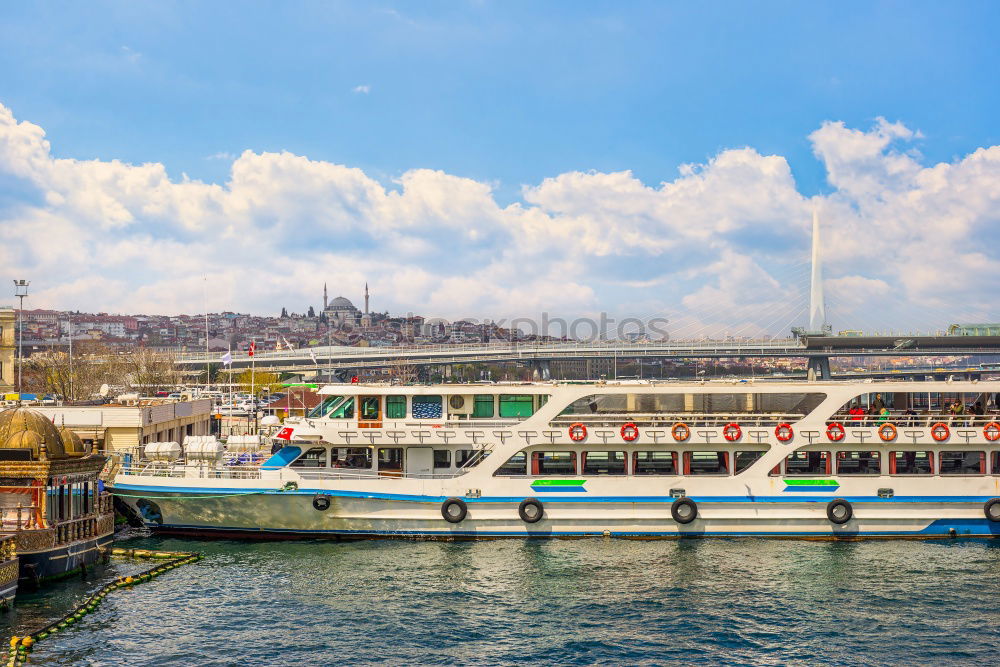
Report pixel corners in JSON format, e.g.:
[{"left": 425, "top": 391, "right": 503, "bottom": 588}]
[
  {"left": 275, "top": 427, "right": 294, "bottom": 440},
  {"left": 248, "top": 341, "right": 257, "bottom": 357}
]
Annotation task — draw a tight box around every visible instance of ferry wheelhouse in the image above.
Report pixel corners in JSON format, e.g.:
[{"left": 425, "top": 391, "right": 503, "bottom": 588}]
[{"left": 111, "top": 380, "right": 1000, "bottom": 539}]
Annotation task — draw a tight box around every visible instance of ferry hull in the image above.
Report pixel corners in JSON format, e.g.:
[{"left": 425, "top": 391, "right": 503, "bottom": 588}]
[
  {"left": 115, "top": 489, "right": 1000, "bottom": 540},
  {"left": 17, "top": 534, "right": 115, "bottom": 586}
]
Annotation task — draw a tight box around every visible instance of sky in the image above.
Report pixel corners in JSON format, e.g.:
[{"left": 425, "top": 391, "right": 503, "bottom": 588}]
[{"left": 1, "top": 1, "right": 999, "bottom": 338}]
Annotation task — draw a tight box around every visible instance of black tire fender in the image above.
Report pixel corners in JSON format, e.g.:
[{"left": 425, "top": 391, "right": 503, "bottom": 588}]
[
  {"left": 670, "top": 497, "right": 698, "bottom": 524},
  {"left": 441, "top": 497, "right": 468, "bottom": 523},
  {"left": 312, "top": 494, "right": 332, "bottom": 511},
  {"left": 518, "top": 498, "right": 544, "bottom": 524},
  {"left": 984, "top": 498, "right": 1000, "bottom": 522},
  {"left": 826, "top": 498, "right": 853, "bottom": 525}
]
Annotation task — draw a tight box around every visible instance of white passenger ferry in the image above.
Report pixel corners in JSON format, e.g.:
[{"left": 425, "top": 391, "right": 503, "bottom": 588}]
[{"left": 110, "top": 379, "right": 1000, "bottom": 539}]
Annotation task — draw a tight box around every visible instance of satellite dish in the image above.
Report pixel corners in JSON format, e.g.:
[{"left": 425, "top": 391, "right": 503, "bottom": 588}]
[
  {"left": 261, "top": 415, "right": 280, "bottom": 426},
  {"left": 99, "top": 384, "right": 110, "bottom": 397}
]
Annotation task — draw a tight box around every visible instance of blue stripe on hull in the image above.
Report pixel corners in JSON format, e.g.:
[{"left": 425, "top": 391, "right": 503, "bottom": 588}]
[{"left": 112, "top": 484, "right": 999, "bottom": 505}]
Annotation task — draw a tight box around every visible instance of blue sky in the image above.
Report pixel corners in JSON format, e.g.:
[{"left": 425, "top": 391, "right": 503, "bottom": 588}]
[{"left": 1, "top": 2, "right": 999, "bottom": 336}]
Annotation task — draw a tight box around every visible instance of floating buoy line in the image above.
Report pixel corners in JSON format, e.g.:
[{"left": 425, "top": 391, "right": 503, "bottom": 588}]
[{"left": 3, "top": 548, "right": 202, "bottom": 666}]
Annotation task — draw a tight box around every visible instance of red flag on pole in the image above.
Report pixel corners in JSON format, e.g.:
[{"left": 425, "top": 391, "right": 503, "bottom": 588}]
[{"left": 248, "top": 341, "right": 256, "bottom": 357}]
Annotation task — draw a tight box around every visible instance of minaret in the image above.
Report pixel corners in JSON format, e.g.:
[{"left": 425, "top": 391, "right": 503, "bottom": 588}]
[
  {"left": 808, "top": 207, "right": 826, "bottom": 332},
  {"left": 323, "top": 283, "right": 328, "bottom": 311},
  {"left": 364, "top": 282, "right": 369, "bottom": 315}
]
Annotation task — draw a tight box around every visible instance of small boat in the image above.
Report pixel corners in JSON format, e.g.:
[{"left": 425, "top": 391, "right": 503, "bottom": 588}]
[
  {"left": 0, "top": 408, "right": 115, "bottom": 587},
  {"left": 111, "top": 379, "right": 1000, "bottom": 540}
]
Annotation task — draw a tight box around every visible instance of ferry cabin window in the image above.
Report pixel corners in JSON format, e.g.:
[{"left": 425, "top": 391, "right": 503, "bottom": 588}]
[
  {"left": 939, "top": 451, "right": 985, "bottom": 475},
  {"left": 633, "top": 452, "right": 678, "bottom": 475},
  {"left": 734, "top": 451, "right": 765, "bottom": 474},
  {"left": 685, "top": 451, "right": 729, "bottom": 475},
  {"left": 308, "top": 395, "right": 341, "bottom": 418},
  {"left": 456, "top": 449, "right": 488, "bottom": 468},
  {"left": 783, "top": 451, "right": 831, "bottom": 475},
  {"left": 329, "top": 397, "right": 355, "bottom": 419},
  {"left": 433, "top": 450, "right": 451, "bottom": 469},
  {"left": 378, "top": 447, "right": 404, "bottom": 472},
  {"left": 531, "top": 451, "right": 577, "bottom": 476},
  {"left": 334, "top": 448, "right": 372, "bottom": 469},
  {"left": 360, "top": 396, "right": 380, "bottom": 420},
  {"left": 385, "top": 396, "right": 407, "bottom": 419},
  {"left": 412, "top": 395, "right": 443, "bottom": 419},
  {"left": 499, "top": 395, "right": 534, "bottom": 418},
  {"left": 889, "top": 451, "right": 933, "bottom": 474},
  {"left": 472, "top": 395, "right": 494, "bottom": 418},
  {"left": 836, "top": 451, "right": 881, "bottom": 475},
  {"left": 291, "top": 447, "right": 328, "bottom": 468},
  {"left": 494, "top": 451, "right": 527, "bottom": 476},
  {"left": 582, "top": 451, "right": 627, "bottom": 475},
  {"left": 993, "top": 451, "right": 999, "bottom": 475}
]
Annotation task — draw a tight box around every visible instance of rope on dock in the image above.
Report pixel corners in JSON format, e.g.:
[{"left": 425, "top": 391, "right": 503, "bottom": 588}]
[{"left": 3, "top": 548, "right": 202, "bottom": 666}]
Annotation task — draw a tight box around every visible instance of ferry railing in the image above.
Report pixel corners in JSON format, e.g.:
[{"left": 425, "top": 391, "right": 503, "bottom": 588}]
[
  {"left": 117, "top": 462, "right": 264, "bottom": 480},
  {"left": 549, "top": 412, "right": 808, "bottom": 427},
  {"left": 826, "top": 411, "right": 1000, "bottom": 428},
  {"left": 116, "top": 462, "right": 478, "bottom": 481}
]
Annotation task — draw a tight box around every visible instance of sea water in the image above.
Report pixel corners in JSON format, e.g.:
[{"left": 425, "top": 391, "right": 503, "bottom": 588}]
[{"left": 2, "top": 534, "right": 999, "bottom": 665}]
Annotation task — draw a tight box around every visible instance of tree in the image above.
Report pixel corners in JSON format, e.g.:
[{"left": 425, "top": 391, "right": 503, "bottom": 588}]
[{"left": 280, "top": 307, "right": 289, "bottom": 318}]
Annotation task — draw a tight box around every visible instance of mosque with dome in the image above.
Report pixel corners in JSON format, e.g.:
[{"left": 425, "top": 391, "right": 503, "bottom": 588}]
[{"left": 322, "top": 283, "right": 372, "bottom": 328}]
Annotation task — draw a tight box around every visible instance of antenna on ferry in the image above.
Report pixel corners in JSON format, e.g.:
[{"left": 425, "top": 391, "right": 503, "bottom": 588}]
[{"left": 808, "top": 205, "right": 826, "bottom": 333}]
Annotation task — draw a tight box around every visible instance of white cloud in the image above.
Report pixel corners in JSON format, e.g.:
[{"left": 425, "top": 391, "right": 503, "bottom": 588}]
[
  {"left": 0, "top": 103, "right": 998, "bottom": 336},
  {"left": 352, "top": 85, "right": 371, "bottom": 94}
]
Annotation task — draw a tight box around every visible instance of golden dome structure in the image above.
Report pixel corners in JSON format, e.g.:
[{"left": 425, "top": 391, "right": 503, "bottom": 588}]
[
  {"left": 0, "top": 407, "right": 68, "bottom": 460},
  {"left": 59, "top": 427, "right": 87, "bottom": 457}
]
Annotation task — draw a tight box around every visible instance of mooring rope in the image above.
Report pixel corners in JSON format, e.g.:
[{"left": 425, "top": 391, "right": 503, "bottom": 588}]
[{"left": 3, "top": 548, "right": 202, "bottom": 666}]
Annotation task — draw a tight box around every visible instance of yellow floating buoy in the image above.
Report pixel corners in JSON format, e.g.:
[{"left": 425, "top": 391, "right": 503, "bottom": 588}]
[{"left": 20, "top": 638, "right": 33, "bottom": 649}]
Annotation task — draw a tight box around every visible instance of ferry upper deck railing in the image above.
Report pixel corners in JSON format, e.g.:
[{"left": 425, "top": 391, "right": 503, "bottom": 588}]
[
  {"left": 114, "top": 463, "right": 475, "bottom": 481},
  {"left": 549, "top": 412, "right": 808, "bottom": 427},
  {"left": 825, "top": 411, "right": 1000, "bottom": 427}
]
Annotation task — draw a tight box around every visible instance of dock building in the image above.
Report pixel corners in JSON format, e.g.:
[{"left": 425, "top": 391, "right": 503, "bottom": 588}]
[
  {"left": 33, "top": 398, "right": 213, "bottom": 453},
  {"left": 0, "top": 307, "right": 13, "bottom": 393}
]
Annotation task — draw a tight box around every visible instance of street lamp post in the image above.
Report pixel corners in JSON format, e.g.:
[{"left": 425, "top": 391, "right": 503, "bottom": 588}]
[{"left": 13, "top": 280, "right": 29, "bottom": 397}]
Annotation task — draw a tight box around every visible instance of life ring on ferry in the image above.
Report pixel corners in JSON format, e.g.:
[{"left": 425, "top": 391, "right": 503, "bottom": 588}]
[
  {"left": 441, "top": 497, "right": 468, "bottom": 524},
  {"left": 671, "top": 422, "right": 690, "bottom": 442},
  {"left": 518, "top": 498, "right": 545, "bottom": 524},
  {"left": 930, "top": 422, "right": 950, "bottom": 442},
  {"left": 985, "top": 422, "right": 1000, "bottom": 442},
  {"left": 620, "top": 422, "right": 639, "bottom": 442},
  {"left": 722, "top": 423, "right": 742, "bottom": 442},
  {"left": 774, "top": 423, "right": 794, "bottom": 442},
  {"left": 984, "top": 498, "right": 1000, "bottom": 523},
  {"left": 671, "top": 498, "right": 698, "bottom": 525},
  {"left": 568, "top": 423, "right": 588, "bottom": 442},
  {"left": 877, "top": 423, "right": 897, "bottom": 442},
  {"left": 312, "top": 495, "right": 332, "bottom": 512},
  {"left": 826, "top": 422, "right": 846, "bottom": 442},
  {"left": 826, "top": 499, "right": 853, "bottom": 525}
]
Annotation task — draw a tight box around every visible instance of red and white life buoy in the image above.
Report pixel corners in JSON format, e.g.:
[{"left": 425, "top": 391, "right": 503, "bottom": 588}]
[
  {"left": 878, "top": 423, "right": 897, "bottom": 442},
  {"left": 723, "top": 423, "right": 742, "bottom": 442},
  {"left": 774, "top": 423, "right": 794, "bottom": 442},
  {"left": 620, "top": 422, "right": 639, "bottom": 442},
  {"left": 826, "top": 422, "right": 845, "bottom": 442},
  {"left": 984, "top": 422, "right": 1000, "bottom": 442},
  {"left": 930, "top": 421, "right": 950, "bottom": 442},
  {"left": 568, "top": 422, "right": 588, "bottom": 442},
  {"left": 671, "top": 422, "right": 690, "bottom": 442}
]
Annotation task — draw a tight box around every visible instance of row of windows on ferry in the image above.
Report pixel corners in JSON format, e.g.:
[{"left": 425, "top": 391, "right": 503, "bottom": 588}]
[
  {"left": 307, "top": 394, "right": 547, "bottom": 421},
  {"left": 492, "top": 450, "right": 1000, "bottom": 476}
]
